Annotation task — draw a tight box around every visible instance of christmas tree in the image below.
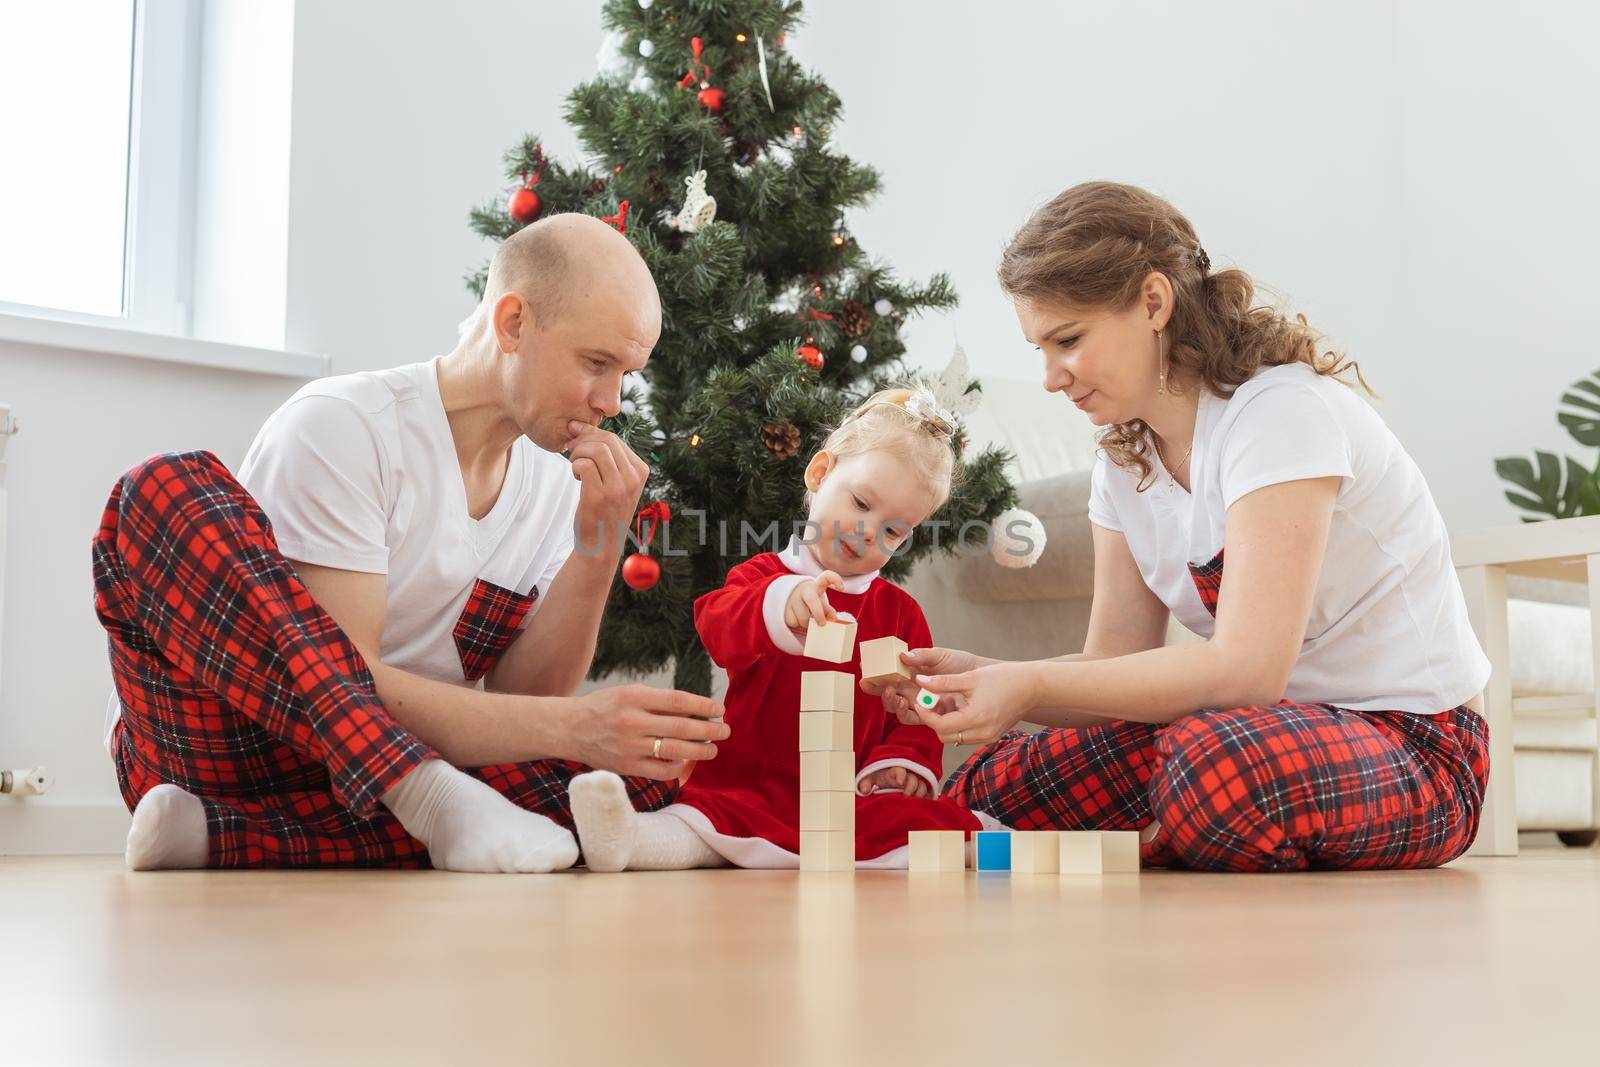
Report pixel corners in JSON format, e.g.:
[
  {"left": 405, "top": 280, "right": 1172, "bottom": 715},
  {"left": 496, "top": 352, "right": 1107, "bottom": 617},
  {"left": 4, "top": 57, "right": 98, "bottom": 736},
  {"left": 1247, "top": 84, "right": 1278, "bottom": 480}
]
[{"left": 468, "top": 0, "right": 1020, "bottom": 694}]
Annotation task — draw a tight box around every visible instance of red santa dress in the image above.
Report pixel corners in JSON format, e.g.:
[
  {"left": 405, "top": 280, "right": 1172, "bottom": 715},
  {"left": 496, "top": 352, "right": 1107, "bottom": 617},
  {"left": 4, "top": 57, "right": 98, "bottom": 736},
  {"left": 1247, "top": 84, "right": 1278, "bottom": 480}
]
[{"left": 659, "top": 536, "right": 989, "bottom": 868}]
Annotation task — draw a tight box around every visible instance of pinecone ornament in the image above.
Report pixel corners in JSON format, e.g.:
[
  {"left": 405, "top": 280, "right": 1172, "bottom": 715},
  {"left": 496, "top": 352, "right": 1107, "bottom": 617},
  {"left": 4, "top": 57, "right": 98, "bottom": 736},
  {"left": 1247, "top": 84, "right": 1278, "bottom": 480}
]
[
  {"left": 731, "top": 137, "right": 762, "bottom": 166},
  {"left": 839, "top": 299, "right": 871, "bottom": 339},
  {"left": 587, "top": 177, "right": 609, "bottom": 196},
  {"left": 762, "top": 421, "right": 802, "bottom": 460}
]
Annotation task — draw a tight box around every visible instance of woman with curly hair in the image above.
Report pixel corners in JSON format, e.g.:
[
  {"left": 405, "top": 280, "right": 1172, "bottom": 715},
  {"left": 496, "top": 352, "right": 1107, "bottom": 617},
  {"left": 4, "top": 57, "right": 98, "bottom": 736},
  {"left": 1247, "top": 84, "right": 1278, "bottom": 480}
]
[{"left": 883, "top": 182, "right": 1490, "bottom": 872}]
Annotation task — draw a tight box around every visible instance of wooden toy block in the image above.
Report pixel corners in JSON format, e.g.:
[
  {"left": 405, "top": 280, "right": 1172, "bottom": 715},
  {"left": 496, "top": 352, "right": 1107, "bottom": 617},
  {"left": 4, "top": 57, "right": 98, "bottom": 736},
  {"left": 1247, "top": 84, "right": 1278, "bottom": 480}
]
[
  {"left": 798, "top": 711, "right": 853, "bottom": 751},
  {"left": 1060, "top": 830, "right": 1142, "bottom": 875},
  {"left": 800, "top": 670, "right": 855, "bottom": 713},
  {"left": 1011, "top": 831, "right": 1061, "bottom": 873},
  {"left": 800, "top": 750, "right": 856, "bottom": 792},
  {"left": 973, "top": 830, "right": 1011, "bottom": 872},
  {"left": 858, "top": 636, "right": 912, "bottom": 687},
  {"left": 913, "top": 688, "right": 941, "bottom": 713},
  {"left": 804, "top": 615, "right": 858, "bottom": 663},
  {"left": 800, "top": 830, "right": 854, "bottom": 871},
  {"left": 801, "top": 791, "right": 856, "bottom": 830},
  {"left": 1101, "top": 830, "right": 1141, "bottom": 873},
  {"left": 907, "top": 830, "right": 965, "bottom": 872},
  {"left": 1059, "top": 831, "right": 1104, "bottom": 874}
]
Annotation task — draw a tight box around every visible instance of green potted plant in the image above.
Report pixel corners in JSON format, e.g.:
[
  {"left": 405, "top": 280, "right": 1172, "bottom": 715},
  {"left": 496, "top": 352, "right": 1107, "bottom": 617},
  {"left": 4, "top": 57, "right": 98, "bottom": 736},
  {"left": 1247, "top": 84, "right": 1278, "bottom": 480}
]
[{"left": 1496, "top": 370, "right": 1600, "bottom": 521}]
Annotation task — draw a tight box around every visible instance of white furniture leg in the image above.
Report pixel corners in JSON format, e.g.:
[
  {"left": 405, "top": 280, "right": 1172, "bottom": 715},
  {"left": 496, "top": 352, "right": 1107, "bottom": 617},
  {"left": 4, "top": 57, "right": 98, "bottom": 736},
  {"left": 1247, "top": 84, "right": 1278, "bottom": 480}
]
[
  {"left": 1588, "top": 556, "right": 1600, "bottom": 837},
  {"left": 1459, "top": 564, "right": 1518, "bottom": 856}
]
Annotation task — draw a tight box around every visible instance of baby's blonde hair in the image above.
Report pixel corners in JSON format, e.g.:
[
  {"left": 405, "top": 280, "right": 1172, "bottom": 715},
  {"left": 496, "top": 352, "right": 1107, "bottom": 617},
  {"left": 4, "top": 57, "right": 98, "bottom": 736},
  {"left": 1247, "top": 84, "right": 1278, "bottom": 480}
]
[{"left": 817, "top": 387, "right": 959, "bottom": 507}]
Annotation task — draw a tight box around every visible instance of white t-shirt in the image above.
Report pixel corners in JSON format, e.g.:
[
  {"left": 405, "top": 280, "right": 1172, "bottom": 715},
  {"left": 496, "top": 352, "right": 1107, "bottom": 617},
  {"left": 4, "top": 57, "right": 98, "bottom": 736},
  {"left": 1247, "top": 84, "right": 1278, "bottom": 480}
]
[
  {"left": 104, "top": 357, "right": 580, "bottom": 746},
  {"left": 1087, "top": 362, "right": 1490, "bottom": 715}
]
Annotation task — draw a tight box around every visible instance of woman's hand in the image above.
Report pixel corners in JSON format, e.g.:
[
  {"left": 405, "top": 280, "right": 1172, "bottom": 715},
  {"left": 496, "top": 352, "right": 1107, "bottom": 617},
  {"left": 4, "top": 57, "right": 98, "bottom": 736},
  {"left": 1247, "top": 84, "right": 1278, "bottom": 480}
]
[
  {"left": 784, "top": 571, "right": 843, "bottom": 630},
  {"left": 857, "top": 765, "right": 931, "bottom": 798},
  {"left": 911, "top": 662, "right": 1044, "bottom": 746},
  {"left": 860, "top": 646, "right": 993, "bottom": 725}
]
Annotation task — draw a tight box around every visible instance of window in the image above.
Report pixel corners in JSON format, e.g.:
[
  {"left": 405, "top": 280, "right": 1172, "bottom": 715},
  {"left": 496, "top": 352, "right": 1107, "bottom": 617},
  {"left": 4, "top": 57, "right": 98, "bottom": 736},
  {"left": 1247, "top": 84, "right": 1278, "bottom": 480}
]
[{"left": 0, "top": 0, "right": 198, "bottom": 334}]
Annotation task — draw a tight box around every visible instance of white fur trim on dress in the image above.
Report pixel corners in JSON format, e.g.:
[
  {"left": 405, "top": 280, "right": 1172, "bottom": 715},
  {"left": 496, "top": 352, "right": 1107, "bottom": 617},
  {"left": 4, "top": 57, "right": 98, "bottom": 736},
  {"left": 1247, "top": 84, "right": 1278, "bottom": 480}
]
[
  {"left": 761, "top": 574, "right": 812, "bottom": 655},
  {"left": 778, "top": 535, "right": 878, "bottom": 592}
]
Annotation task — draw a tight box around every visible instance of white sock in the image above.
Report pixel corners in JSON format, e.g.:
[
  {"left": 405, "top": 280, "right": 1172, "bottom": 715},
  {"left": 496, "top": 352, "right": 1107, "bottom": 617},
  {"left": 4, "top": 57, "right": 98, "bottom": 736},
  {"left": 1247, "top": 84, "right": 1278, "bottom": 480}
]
[
  {"left": 382, "top": 758, "right": 578, "bottom": 873},
  {"left": 126, "top": 783, "right": 209, "bottom": 871},
  {"left": 568, "top": 770, "right": 724, "bottom": 871}
]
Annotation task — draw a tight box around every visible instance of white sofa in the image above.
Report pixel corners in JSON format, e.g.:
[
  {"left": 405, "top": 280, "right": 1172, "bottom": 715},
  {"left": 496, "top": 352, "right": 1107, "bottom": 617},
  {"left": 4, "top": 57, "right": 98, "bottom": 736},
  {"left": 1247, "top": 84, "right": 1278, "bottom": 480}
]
[{"left": 907, "top": 376, "right": 1600, "bottom": 845}]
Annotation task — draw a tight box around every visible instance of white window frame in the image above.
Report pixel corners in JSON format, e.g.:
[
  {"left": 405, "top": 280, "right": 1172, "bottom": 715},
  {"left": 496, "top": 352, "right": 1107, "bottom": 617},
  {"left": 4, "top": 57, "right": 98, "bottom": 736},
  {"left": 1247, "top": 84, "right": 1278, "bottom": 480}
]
[{"left": 0, "top": 0, "right": 201, "bottom": 337}]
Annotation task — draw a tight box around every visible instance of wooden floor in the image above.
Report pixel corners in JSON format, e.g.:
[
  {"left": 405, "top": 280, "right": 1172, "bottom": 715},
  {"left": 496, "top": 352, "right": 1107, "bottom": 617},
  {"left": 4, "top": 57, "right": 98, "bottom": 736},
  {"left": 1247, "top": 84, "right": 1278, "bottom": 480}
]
[{"left": 2, "top": 848, "right": 1598, "bottom": 1066}]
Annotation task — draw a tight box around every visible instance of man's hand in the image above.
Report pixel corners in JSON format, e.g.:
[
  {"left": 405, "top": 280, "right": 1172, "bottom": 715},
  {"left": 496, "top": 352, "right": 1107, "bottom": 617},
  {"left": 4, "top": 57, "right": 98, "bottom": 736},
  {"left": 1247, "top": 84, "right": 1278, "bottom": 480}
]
[
  {"left": 857, "top": 765, "right": 930, "bottom": 798},
  {"left": 784, "top": 571, "right": 843, "bottom": 630},
  {"left": 566, "top": 421, "right": 649, "bottom": 554},
  {"left": 564, "top": 684, "right": 729, "bottom": 780}
]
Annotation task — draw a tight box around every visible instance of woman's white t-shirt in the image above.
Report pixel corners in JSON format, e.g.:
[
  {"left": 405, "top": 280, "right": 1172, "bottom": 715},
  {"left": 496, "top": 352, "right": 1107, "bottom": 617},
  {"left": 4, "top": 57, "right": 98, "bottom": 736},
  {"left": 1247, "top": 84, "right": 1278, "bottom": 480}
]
[
  {"left": 1087, "top": 362, "right": 1490, "bottom": 715},
  {"left": 104, "top": 356, "right": 581, "bottom": 747}
]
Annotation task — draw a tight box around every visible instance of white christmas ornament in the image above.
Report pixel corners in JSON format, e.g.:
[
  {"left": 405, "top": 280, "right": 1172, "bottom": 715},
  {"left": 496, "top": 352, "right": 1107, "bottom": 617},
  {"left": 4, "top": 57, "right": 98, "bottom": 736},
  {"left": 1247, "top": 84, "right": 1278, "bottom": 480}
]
[
  {"left": 990, "top": 508, "right": 1047, "bottom": 568},
  {"left": 620, "top": 398, "right": 637, "bottom": 416},
  {"left": 638, "top": 0, "right": 654, "bottom": 8},
  {"left": 674, "top": 170, "right": 717, "bottom": 233},
  {"left": 850, "top": 344, "right": 868, "bottom": 363},
  {"left": 638, "top": 38, "right": 655, "bottom": 58},
  {"left": 874, "top": 298, "right": 893, "bottom": 316},
  {"left": 629, "top": 69, "right": 655, "bottom": 94}
]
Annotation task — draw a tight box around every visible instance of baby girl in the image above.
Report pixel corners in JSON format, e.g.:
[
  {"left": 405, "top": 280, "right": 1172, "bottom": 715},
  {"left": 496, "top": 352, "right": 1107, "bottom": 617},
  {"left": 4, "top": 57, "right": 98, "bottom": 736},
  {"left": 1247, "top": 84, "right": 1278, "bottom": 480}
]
[{"left": 568, "top": 386, "right": 989, "bottom": 870}]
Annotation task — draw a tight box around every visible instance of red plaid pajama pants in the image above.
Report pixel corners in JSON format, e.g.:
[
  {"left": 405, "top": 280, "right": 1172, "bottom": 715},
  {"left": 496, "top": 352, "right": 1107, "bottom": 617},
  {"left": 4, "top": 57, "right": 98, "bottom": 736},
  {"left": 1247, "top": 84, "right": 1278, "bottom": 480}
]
[
  {"left": 942, "top": 701, "right": 1489, "bottom": 871},
  {"left": 93, "top": 451, "right": 677, "bottom": 868}
]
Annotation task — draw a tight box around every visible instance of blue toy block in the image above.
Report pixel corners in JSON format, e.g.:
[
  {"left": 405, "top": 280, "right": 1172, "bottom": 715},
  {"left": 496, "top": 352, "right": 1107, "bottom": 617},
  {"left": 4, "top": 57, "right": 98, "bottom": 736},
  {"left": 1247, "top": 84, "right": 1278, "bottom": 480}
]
[{"left": 974, "top": 831, "right": 1011, "bottom": 872}]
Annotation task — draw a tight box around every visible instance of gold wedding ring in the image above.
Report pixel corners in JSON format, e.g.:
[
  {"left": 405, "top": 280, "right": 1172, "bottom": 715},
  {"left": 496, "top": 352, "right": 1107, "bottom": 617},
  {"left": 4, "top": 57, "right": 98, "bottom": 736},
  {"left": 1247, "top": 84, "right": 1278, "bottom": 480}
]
[
  {"left": 956, "top": 731, "right": 964, "bottom": 746},
  {"left": 652, "top": 736, "right": 664, "bottom": 760}
]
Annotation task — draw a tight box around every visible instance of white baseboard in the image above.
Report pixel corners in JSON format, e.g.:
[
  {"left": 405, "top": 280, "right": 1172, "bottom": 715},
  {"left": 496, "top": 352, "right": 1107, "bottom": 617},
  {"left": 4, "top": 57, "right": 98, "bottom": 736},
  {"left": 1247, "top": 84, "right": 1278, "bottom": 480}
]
[{"left": 0, "top": 798, "right": 130, "bottom": 854}]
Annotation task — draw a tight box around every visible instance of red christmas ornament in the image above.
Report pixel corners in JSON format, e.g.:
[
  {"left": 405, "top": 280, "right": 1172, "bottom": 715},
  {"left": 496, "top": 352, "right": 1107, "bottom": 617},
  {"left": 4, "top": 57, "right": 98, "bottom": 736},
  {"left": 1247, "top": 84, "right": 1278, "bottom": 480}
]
[
  {"left": 507, "top": 146, "right": 547, "bottom": 224},
  {"left": 621, "top": 501, "right": 672, "bottom": 591},
  {"left": 508, "top": 186, "right": 542, "bottom": 224},
  {"left": 677, "top": 37, "right": 725, "bottom": 112},
  {"left": 797, "top": 344, "right": 824, "bottom": 368},
  {"left": 621, "top": 553, "right": 661, "bottom": 590}
]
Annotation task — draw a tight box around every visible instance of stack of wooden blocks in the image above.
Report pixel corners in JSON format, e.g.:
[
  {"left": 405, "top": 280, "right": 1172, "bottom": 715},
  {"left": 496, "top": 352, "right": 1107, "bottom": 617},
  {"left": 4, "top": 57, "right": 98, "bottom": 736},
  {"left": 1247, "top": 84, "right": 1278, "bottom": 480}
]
[
  {"left": 799, "top": 616, "right": 859, "bottom": 871},
  {"left": 797, "top": 619, "right": 919, "bottom": 872},
  {"left": 907, "top": 829, "right": 1141, "bottom": 876}
]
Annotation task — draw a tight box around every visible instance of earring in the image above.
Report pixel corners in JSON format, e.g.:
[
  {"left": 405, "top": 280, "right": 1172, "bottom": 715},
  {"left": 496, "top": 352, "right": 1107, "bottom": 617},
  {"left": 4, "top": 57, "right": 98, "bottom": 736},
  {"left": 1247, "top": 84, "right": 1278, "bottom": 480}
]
[{"left": 1155, "top": 329, "right": 1166, "bottom": 394}]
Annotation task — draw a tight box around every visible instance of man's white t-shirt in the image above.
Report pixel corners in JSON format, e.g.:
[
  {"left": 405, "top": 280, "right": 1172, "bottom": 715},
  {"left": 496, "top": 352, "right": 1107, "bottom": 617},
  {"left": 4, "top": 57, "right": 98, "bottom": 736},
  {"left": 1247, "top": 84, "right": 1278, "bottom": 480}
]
[
  {"left": 104, "top": 356, "right": 580, "bottom": 745},
  {"left": 1087, "top": 362, "right": 1490, "bottom": 715}
]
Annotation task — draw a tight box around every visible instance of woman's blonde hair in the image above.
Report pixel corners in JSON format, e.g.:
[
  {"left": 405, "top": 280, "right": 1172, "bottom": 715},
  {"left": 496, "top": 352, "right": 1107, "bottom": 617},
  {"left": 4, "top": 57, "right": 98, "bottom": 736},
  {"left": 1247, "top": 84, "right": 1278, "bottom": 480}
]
[
  {"left": 816, "top": 386, "right": 959, "bottom": 507},
  {"left": 997, "top": 181, "right": 1372, "bottom": 490}
]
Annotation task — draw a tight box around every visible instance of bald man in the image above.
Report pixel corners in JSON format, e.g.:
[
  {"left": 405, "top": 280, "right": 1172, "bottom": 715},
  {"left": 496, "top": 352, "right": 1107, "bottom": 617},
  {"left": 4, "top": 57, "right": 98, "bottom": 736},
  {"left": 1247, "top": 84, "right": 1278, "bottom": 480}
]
[{"left": 93, "top": 215, "right": 729, "bottom": 873}]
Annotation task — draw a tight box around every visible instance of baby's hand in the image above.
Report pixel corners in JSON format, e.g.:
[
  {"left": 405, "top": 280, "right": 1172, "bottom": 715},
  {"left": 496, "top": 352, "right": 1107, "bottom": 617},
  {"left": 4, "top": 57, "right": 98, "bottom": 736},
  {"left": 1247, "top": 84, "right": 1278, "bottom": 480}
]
[
  {"left": 857, "top": 765, "right": 930, "bottom": 798},
  {"left": 784, "top": 571, "right": 844, "bottom": 630}
]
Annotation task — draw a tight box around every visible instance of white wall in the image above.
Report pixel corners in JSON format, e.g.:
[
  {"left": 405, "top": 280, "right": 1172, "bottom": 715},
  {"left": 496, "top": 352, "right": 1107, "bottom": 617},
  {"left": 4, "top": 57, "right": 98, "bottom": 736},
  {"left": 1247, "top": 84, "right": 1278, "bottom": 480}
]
[
  {"left": 3, "top": 0, "right": 1595, "bottom": 851},
  {"left": 283, "top": 0, "right": 606, "bottom": 371},
  {"left": 0, "top": 343, "right": 305, "bottom": 850}
]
